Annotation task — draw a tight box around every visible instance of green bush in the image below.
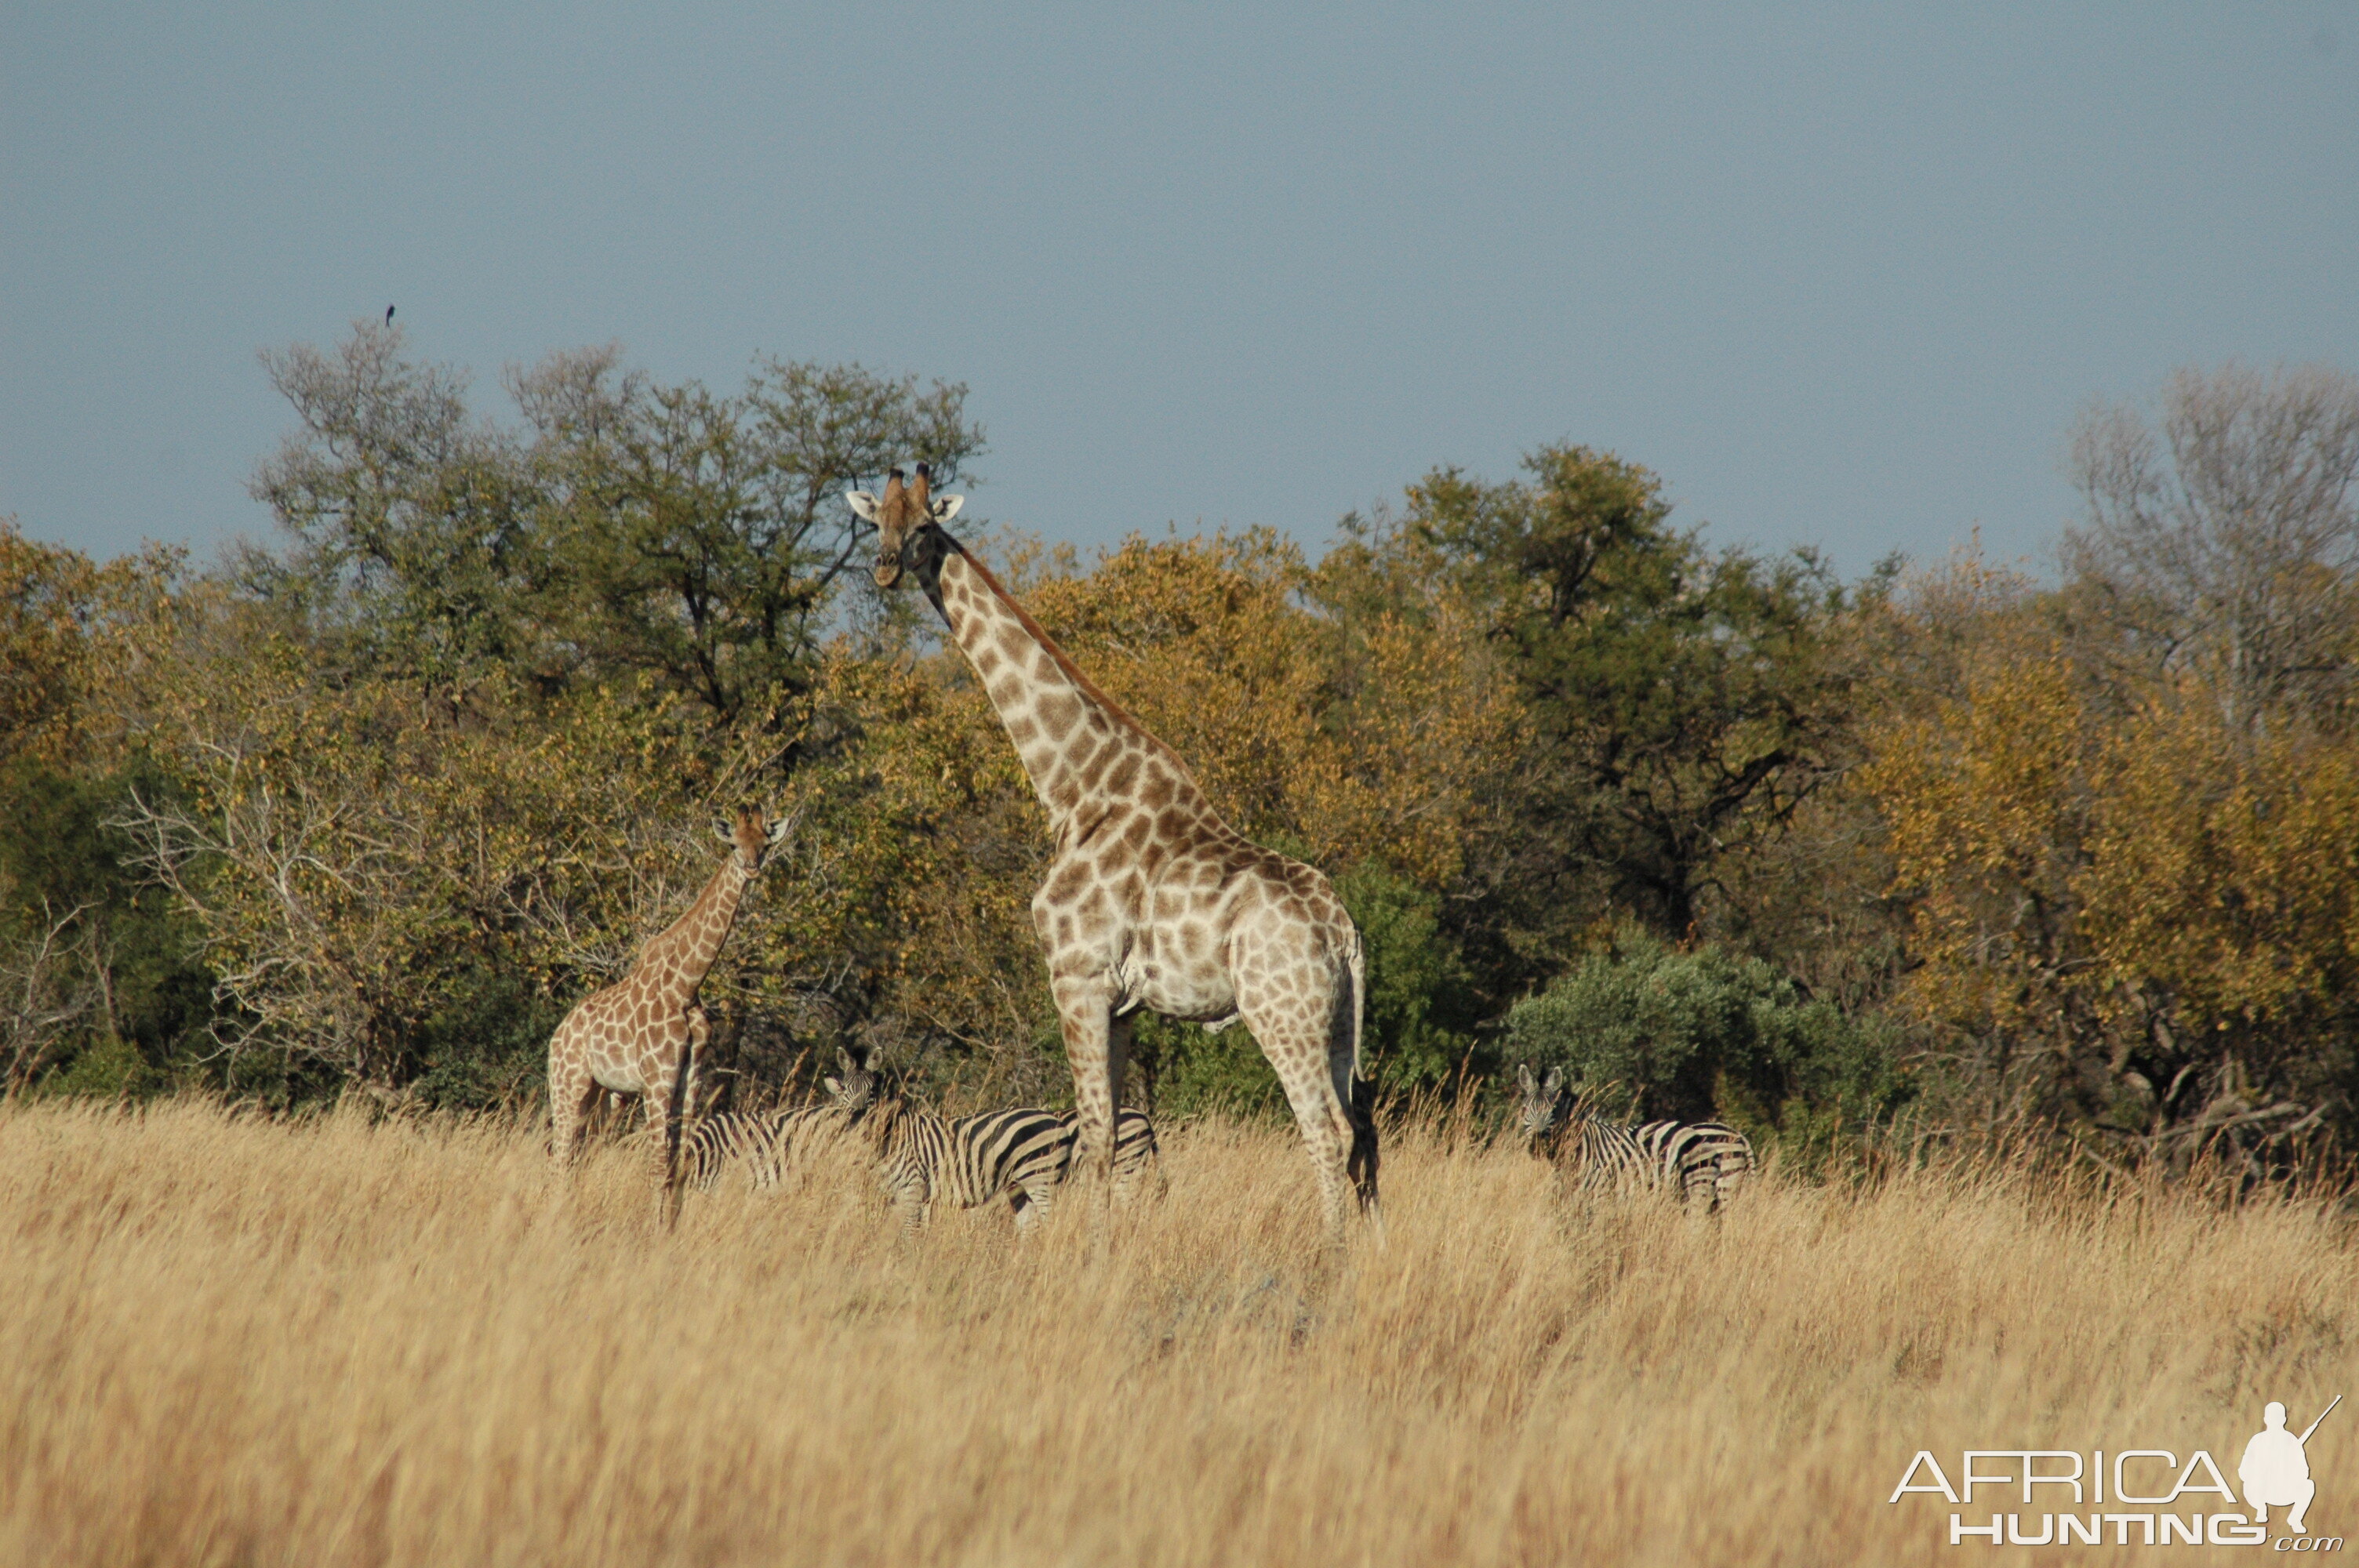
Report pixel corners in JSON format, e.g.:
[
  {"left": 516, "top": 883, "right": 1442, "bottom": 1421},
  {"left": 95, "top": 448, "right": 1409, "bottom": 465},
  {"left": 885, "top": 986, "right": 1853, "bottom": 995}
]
[{"left": 1503, "top": 925, "right": 1910, "bottom": 1159}]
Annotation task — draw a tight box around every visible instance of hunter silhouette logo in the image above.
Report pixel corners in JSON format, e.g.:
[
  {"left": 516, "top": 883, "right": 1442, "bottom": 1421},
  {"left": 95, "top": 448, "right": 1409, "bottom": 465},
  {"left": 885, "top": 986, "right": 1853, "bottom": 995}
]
[
  {"left": 1888, "top": 1396, "right": 2341, "bottom": 1548},
  {"left": 2245, "top": 1397, "right": 2339, "bottom": 1537}
]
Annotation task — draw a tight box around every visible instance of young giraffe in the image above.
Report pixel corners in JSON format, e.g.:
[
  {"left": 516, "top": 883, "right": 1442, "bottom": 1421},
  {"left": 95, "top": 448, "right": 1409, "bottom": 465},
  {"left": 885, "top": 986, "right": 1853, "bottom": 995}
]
[
  {"left": 849, "top": 466, "right": 1380, "bottom": 1241},
  {"left": 546, "top": 807, "right": 790, "bottom": 1225}
]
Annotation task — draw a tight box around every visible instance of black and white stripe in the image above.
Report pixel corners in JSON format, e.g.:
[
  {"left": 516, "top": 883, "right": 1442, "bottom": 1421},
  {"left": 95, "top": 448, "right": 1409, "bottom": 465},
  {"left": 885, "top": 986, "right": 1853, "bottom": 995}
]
[
  {"left": 1053, "top": 1107, "right": 1164, "bottom": 1203},
  {"left": 870, "top": 1102, "right": 1161, "bottom": 1233},
  {"left": 1566, "top": 1116, "right": 1754, "bottom": 1208},
  {"left": 681, "top": 1048, "right": 881, "bottom": 1194},
  {"left": 682, "top": 1104, "right": 856, "bottom": 1192},
  {"left": 1514, "top": 1064, "right": 1753, "bottom": 1210}
]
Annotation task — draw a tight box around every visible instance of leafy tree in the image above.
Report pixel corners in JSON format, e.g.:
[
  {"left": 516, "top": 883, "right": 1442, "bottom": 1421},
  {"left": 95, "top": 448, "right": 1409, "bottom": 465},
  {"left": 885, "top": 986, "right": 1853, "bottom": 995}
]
[
  {"left": 245, "top": 326, "right": 543, "bottom": 684},
  {"left": 0, "top": 523, "right": 212, "bottom": 1094},
  {"left": 1400, "top": 445, "right": 1870, "bottom": 944},
  {"left": 1, "top": 521, "right": 182, "bottom": 767},
  {"left": 1862, "top": 646, "right": 2110, "bottom": 1132},
  {"left": 1863, "top": 591, "right": 2359, "bottom": 1163},
  {"left": 516, "top": 348, "right": 983, "bottom": 729},
  {"left": 114, "top": 612, "right": 759, "bottom": 1095},
  {"left": 244, "top": 321, "right": 985, "bottom": 738},
  {"left": 1, "top": 759, "right": 216, "bottom": 1096},
  {"left": 2079, "top": 694, "right": 2359, "bottom": 1152}
]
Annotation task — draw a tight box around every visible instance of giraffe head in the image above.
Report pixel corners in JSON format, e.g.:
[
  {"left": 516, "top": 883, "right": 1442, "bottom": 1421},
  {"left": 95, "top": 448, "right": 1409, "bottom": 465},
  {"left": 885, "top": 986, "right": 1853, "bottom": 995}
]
[
  {"left": 1514, "top": 1063, "right": 1570, "bottom": 1149},
  {"left": 846, "top": 463, "right": 965, "bottom": 588},
  {"left": 712, "top": 806, "right": 792, "bottom": 877}
]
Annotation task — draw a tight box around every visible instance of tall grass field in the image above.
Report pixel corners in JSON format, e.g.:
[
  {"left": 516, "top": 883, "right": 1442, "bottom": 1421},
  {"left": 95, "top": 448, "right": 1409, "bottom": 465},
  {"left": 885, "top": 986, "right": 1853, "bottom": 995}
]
[{"left": 2, "top": 1098, "right": 2350, "bottom": 1565}]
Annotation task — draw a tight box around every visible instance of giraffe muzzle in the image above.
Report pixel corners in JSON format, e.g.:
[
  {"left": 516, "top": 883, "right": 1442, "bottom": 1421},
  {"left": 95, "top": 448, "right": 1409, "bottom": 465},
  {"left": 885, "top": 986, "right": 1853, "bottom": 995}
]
[{"left": 873, "top": 552, "right": 904, "bottom": 588}]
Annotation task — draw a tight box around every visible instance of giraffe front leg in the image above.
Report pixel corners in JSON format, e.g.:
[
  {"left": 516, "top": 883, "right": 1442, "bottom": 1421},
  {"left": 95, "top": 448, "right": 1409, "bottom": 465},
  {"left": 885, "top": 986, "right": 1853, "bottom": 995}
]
[
  {"left": 1052, "top": 972, "right": 1119, "bottom": 1192},
  {"left": 1105, "top": 1011, "right": 1134, "bottom": 1184},
  {"left": 645, "top": 1049, "right": 692, "bottom": 1231},
  {"left": 683, "top": 1005, "right": 711, "bottom": 1118},
  {"left": 547, "top": 1044, "right": 598, "bottom": 1171},
  {"left": 642, "top": 1090, "right": 677, "bottom": 1229}
]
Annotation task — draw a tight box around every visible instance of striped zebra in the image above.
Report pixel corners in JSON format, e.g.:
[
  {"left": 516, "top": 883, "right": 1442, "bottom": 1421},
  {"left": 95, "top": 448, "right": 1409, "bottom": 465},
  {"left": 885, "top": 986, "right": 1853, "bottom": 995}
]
[
  {"left": 1514, "top": 1064, "right": 1753, "bottom": 1211},
  {"left": 863, "top": 1098, "right": 1162, "bottom": 1235},
  {"left": 681, "top": 1048, "right": 881, "bottom": 1193},
  {"left": 682, "top": 1104, "right": 859, "bottom": 1192}
]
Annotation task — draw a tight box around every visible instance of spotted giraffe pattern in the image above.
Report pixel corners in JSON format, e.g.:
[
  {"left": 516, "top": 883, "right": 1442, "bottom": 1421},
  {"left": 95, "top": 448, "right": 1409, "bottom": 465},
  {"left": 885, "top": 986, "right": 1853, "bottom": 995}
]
[
  {"left": 852, "top": 466, "right": 1379, "bottom": 1240},
  {"left": 547, "top": 808, "right": 788, "bottom": 1225}
]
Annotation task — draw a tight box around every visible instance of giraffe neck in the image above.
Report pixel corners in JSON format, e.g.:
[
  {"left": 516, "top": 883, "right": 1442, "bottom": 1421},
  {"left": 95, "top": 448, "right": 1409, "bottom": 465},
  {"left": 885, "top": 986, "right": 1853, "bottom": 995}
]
[
  {"left": 918, "top": 541, "right": 1202, "bottom": 840},
  {"left": 632, "top": 852, "right": 753, "bottom": 1000}
]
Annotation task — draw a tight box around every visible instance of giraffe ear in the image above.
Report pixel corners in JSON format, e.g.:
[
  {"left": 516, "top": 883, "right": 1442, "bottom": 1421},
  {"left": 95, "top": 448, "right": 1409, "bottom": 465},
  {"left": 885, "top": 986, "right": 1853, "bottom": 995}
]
[
  {"left": 929, "top": 494, "right": 963, "bottom": 522},
  {"left": 765, "top": 815, "right": 791, "bottom": 848},
  {"left": 712, "top": 818, "right": 736, "bottom": 844},
  {"left": 845, "top": 489, "right": 881, "bottom": 522}
]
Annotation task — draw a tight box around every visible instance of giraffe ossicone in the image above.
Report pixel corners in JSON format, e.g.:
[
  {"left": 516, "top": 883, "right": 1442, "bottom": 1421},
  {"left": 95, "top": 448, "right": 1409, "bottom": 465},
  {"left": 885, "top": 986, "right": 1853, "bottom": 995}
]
[
  {"left": 546, "top": 805, "right": 791, "bottom": 1226},
  {"left": 849, "top": 463, "right": 1381, "bottom": 1242}
]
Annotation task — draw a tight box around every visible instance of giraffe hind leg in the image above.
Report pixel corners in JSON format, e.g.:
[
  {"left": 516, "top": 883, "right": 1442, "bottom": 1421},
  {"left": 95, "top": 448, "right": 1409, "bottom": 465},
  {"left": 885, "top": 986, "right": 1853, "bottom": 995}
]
[{"left": 1238, "top": 993, "right": 1357, "bottom": 1243}]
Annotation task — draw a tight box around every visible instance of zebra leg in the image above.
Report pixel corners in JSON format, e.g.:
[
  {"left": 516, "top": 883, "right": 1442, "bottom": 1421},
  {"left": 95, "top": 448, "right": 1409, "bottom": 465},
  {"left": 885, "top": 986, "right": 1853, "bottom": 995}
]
[
  {"left": 1680, "top": 1152, "right": 1715, "bottom": 1208},
  {"left": 1014, "top": 1174, "right": 1058, "bottom": 1232},
  {"left": 885, "top": 1167, "right": 929, "bottom": 1236},
  {"left": 1714, "top": 1149, "right": 1751, "bottom": 1210}
]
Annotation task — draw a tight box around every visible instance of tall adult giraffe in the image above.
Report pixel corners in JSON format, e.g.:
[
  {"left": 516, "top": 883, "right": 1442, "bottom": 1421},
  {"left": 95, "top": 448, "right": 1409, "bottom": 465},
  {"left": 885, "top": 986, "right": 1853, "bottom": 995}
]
[
  {"left": 547, "top": 807, "right": 790, "bottom": 1225},
  {"left": 850, "top": 466, "right": 1379, "bottom": 1240}
]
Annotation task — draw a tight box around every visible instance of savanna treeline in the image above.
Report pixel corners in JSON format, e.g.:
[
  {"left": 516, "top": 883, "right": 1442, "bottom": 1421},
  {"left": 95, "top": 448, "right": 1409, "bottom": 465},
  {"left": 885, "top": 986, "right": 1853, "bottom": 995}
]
[{"left": 5, "top": 325, "right": 2356, "bottom": 1175}]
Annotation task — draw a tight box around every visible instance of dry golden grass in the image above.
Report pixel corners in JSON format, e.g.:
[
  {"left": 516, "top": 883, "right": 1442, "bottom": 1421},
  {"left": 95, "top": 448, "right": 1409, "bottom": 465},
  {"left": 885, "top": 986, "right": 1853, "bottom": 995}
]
[{"left": 1, "top": 1098, "right": 2352, "bottom": 1566}]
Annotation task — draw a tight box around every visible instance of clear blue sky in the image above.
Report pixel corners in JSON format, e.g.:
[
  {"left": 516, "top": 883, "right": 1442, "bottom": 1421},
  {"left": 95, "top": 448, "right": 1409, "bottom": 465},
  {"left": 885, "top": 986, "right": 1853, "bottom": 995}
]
[{"left": 4, "top": 3, "right": 2354, "bottom": 578}]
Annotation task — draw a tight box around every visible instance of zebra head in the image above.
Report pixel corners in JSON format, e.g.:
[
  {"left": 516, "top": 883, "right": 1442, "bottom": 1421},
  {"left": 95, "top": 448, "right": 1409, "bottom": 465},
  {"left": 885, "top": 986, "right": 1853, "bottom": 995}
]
[
  {"left": 1514, "top": 1063, "right": 1569, "bottom": 1149},
  {"left": 821, "top": 1045, "right": 879, "bottom": 1117}
]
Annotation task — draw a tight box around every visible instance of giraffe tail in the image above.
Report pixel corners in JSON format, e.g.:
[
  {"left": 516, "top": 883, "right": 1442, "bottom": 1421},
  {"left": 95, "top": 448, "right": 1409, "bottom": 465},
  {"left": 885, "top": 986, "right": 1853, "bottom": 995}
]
[
  {"left": 1344, "top": 925, "right": 1368, "bottom": 1084},
  {"left": 1343, "top": 924, "right": 1381, "bottom": 1235}
]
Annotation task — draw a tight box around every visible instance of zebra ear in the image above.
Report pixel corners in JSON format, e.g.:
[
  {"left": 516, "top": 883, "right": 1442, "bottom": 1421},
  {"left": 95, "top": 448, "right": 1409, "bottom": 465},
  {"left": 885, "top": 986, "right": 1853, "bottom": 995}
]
[
  {"left": 1542, "top": 1067, "right": 1565, "bottom": 1098},
  {"left": 1516, "top": 1063, "right": 1535, "bottom": 1094}
]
